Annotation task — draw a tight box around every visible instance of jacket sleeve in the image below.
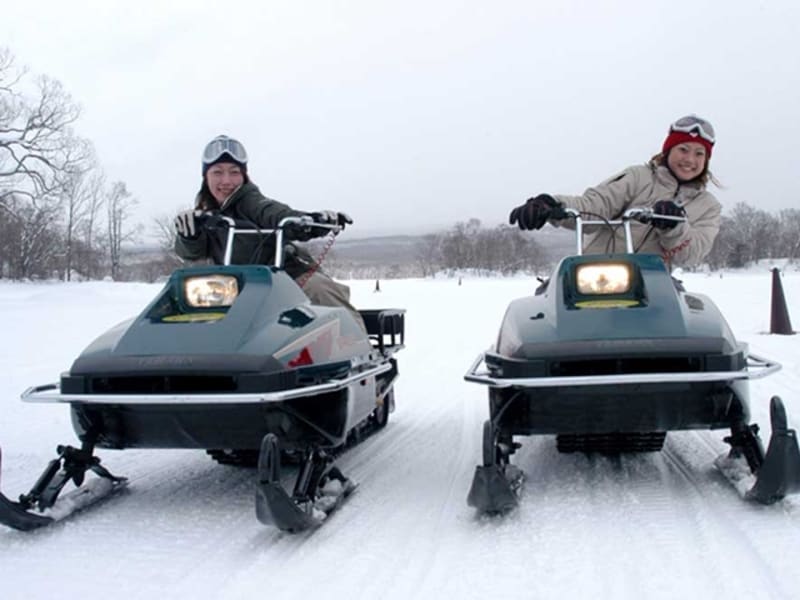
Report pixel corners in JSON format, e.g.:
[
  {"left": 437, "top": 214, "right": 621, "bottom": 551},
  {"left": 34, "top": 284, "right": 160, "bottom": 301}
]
[
  {"left": 553, "top": 166, "right": 647, "bottom": 229},
  {"left": 655, "top": 192, "right": 721, "bottom": 267},
  {"left": 236, "top": 190, "right": 306, "bottom": 228}
]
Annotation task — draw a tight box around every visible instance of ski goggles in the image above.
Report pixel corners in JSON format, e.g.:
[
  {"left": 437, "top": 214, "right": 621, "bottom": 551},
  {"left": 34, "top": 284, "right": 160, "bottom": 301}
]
[
  {"left": 202, "top": 136, "right": 248, "bottom": 165},
  {"left": 669, "top": 115, "right": 715, "bottom": 144}
]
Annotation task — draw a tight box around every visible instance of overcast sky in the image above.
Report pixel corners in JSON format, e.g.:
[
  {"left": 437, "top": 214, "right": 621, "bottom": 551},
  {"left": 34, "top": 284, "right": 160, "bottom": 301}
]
[{"left": 3, "top": 1, "right": 799, "bottom": 237}]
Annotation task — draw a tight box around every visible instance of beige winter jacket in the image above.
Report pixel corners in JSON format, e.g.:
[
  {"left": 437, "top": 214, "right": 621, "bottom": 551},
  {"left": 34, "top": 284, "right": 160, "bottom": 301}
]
[{"left": 553, "top": 164, "right": 721, "bottom": 267}]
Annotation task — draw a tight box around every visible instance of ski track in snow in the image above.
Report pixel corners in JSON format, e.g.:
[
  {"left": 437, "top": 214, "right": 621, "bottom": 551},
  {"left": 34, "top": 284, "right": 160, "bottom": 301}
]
[{"left": 1, "top": 274, "right": 799, "bottom": 600}]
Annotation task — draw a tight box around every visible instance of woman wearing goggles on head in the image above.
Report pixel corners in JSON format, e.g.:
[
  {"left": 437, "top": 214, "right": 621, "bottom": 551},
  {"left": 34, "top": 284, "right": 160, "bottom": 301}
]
[
  {"left": 174, "top": 134, "right": 365, "bottom": 330},
  {"left": 508, "top": 115, "right": 721, "bottom": 268}
]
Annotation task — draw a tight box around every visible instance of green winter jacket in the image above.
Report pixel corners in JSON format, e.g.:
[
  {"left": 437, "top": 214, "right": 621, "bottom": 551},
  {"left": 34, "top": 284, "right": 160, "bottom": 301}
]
[
  {"left": 553, "top": 164, "right": 721, "bottom": 267},
  {"left": 174, "top": 181, "right": 317, "bottom": 275}
]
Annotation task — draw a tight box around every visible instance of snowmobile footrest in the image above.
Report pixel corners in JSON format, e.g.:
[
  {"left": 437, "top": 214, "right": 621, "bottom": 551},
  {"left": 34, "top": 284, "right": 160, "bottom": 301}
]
[
  {"left": 467, "top": 465, "right": 521, "bottom": 514},
  {"left": 747, "top": 396, "right": 800, "bottom": 504}
]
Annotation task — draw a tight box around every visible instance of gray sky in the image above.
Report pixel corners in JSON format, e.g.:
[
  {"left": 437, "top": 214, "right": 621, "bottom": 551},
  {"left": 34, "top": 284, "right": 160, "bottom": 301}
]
[{"left": 3, "top": 0, "right": 799, "bottom": 237}]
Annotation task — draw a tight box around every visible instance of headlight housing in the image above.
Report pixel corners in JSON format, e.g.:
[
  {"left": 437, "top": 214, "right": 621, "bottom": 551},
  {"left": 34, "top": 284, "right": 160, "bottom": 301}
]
[
  {"left": 184, "top": 275, "right": 239, "bottom": 308},
  {"left": 576, "top": 263, "right": 632, "bottom": 295}
]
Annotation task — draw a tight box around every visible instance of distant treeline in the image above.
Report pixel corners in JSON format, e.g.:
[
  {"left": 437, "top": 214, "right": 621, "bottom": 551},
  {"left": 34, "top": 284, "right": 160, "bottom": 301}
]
[{"left": 2, "top": 48, "right": 798, "bottom": 281}]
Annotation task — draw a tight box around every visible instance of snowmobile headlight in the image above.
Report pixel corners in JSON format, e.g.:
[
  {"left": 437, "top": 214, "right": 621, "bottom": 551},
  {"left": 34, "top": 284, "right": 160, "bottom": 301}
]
[
  {"left": 576, "top": 264, "right": 631, "bottom": 295},
  {"left": 184, "top": 275, "right": 239, "bottom": 307}
]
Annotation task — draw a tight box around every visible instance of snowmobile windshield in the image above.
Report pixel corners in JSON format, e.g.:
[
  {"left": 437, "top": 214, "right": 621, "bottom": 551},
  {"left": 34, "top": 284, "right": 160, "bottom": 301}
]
[
  {"left": 202, "top": 136, "right": 249, "bottom": 166},
  {"left": 670, "top": 115, "right": 715, "bottom": 144}
]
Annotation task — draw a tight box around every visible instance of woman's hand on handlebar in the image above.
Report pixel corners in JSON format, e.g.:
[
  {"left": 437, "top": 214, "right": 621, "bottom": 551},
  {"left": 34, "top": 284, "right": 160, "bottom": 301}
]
[
  {"left": 649, "top": 200, "right": 686, "bottom": 230},
  {"left": 509, "top": 194, "right": 567, "bottom": 230},
  {"left": 310, "top": 210, "right": 353, "bottom": 231}
]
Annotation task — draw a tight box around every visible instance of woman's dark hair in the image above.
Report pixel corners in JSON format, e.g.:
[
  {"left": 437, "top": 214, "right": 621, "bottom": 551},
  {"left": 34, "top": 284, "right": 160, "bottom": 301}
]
[{"left": 195, "top": 180, "right": 218, "bottom": 210}]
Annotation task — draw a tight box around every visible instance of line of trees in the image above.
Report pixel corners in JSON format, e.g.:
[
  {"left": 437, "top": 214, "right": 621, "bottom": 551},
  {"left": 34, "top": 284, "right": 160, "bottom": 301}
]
[
  {"left": 0, "top": 48, "right": 141, "bottom": 280},
  {"left": 410, "top": 206, "right": 800, "bottom": 277},
  {"left": 706, "top": 204, "right": 800, "bottom": 269},
  {"left": 322, "top": 219, "right": 551, "bottom": 280},
  {"left": 415, "top": 219, "right": 550, "bottom": 276}
]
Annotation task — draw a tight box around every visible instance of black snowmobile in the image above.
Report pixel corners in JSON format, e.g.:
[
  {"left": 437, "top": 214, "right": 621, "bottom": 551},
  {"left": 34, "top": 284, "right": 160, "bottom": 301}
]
[
  {"left": 1, "top": 215, "right": 405, "bottom": 533},
  {"left": 465, "top": 207, "right": 800, "bottom": 513}
]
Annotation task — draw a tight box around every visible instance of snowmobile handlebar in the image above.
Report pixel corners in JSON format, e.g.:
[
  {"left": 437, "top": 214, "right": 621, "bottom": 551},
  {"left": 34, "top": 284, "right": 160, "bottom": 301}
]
[
  {"left": 196, "top": 213, "right": 341, "bottom": 267},
  {"left": 558, "top": 207, "right": 686, "bottom": 255}
]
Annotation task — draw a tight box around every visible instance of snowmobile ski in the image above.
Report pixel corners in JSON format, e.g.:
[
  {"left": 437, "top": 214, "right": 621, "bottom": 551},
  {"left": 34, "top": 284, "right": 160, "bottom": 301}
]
[
  {"left": 467, "top": 420, "right": 523, "bottom": 513},
  {"left": 717, "top": 396, "right": 800, "bottom": 504},
  {"left": 255, "top": 433, "right": 356, "bottom": 533},
  {"left": 0, "top": 444, "right": 126, "bottom": 531},
  {"left": 467, "top": 464, "right": 523, "bottom": 514}
]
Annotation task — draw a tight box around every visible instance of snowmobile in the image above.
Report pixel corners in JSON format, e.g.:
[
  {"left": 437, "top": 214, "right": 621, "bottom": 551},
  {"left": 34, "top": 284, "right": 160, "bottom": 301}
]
[
  {"left": 1, "top": 215, "right": 405, "bottom": 533},
  {"left": 464, "top": 207, "right": 800, "bottom": 513}
]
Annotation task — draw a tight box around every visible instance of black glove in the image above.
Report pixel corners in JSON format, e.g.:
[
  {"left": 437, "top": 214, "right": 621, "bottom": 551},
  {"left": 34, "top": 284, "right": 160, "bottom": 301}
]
[
  {"left": 311, "top": 210, "right": 353, "bottom": 230},
  {"left": 651, "top": 200, "right": 686, "bottom": 230},
  {"left": 508, "top": 194, "right": 564, "bottom": 230},
  {"left": 174, "top": 209, "right": 203, "bottom": 238}
]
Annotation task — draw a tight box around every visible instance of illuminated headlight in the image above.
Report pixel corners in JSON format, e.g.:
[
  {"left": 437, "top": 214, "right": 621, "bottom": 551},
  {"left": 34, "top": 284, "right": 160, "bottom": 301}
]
[
  {"left": 576, "top": 264, "right": 631, "bottom": 295},
  {"left": 184, "top": 275, "right": 239, "bottom": 307}
]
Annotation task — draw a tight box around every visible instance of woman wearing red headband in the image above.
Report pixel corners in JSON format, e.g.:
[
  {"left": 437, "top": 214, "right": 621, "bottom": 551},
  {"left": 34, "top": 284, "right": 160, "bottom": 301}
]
[{"left": 509, "top": 115, "right": 721, "bottom": 267}]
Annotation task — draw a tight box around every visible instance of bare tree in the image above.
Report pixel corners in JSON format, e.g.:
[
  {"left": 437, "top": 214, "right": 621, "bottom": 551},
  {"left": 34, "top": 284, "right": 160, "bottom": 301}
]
[
  {"left": 0, "top": 48, "right": 91, "bottom": 210},
  {"left": 0, "top": 192, "right": 63, "bottom": 278},
  {"left": 1, "top": 47, "right": 96, "bottom": 279},
  {"left": 433, "top": 220, "right": 549, "bottom": 276},
  {"left": 106, "top": 181, "right": 140, "bottom": 280},
  {"left": 77, "top": 172, "right": 108, "bottom": 279},
  {"left": 148, "top": 211, "right": 184, "bottom": 275},
  {"left": 725, "top": 203, "right": 780, "bottom": 266},
  {"left": 776, "top": 208, "right": 800, "bottom": 264},
  {"left": 415, "top": 233, "right": 443, "bottom": 277},
  {"left": 61, "top": 164, "right": 105, "bottom": 280},
  {"left": 152, "top": 210, "right": 183, "bottom": 253}
]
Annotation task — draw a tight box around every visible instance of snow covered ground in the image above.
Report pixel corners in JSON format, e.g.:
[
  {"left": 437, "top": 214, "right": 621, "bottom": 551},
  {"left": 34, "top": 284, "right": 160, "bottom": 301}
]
[{"left": 1, "top": 267, "right": 799, "bottom": 600}]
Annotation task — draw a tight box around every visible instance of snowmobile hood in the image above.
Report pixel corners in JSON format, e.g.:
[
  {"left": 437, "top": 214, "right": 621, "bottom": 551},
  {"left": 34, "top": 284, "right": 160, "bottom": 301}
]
[
  {"left": 496, "top": 253, "right": 741, "bottom": 362},
  {"left": 65, "top": 265, "right": 368, "bottom": 379}
]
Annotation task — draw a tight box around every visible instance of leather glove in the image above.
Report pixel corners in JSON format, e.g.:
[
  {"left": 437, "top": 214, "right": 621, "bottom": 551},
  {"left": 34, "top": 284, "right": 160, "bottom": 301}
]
[
  {"left": 174, "top": 209, "right": 203, "bottom": 238},
  {"left": 508, "top": 194, "right": 564, "bottom": 230},
  {"left": 311, "top": 210, "right": 353, "bottom": 230},
  {"left": 651, "top": 200, "right": 686, "bottom": 230}
]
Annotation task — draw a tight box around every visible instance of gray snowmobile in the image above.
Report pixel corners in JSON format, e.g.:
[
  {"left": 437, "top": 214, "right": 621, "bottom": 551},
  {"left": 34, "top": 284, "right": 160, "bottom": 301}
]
[
  {"left": 1, "top": 215, "right": 405, "bottom": 533},
  {"left": 465, "top": 207, "right": 800, "bottom": 513}
]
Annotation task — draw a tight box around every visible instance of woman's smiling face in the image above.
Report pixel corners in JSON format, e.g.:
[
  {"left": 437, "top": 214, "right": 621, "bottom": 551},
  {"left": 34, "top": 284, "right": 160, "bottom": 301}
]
[
  {"left": 667, "top": 142, "right": 708, "bottom": 182},
  {"left": 205, "top": 162, "right": 245, "bottom": 205}
]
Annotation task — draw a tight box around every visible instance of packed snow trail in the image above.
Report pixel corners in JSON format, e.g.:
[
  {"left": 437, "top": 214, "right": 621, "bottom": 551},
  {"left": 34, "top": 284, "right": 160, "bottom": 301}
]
[{"left": 1, "top": 274, "right": 799, "bottom": 600}]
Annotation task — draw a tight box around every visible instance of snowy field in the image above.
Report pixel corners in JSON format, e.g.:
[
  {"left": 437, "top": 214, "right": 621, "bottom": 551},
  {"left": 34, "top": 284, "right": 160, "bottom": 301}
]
[{"left": 1, "top": 267, "right": 799, "bottom": 600}]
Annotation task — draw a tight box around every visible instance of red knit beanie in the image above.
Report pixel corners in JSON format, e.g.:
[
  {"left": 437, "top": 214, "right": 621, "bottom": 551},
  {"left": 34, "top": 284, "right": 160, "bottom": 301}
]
[{"left": 662, "top": 130, "right": 713, "bottom": 158}]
